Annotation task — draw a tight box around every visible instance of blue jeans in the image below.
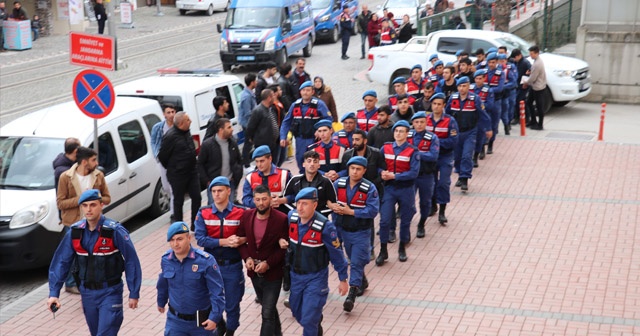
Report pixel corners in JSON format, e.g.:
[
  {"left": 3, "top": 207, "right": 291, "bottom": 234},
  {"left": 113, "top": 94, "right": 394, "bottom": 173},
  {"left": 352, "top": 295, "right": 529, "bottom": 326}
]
[{"left": 360, "top": 33, "right": 368, "bottom": 57}]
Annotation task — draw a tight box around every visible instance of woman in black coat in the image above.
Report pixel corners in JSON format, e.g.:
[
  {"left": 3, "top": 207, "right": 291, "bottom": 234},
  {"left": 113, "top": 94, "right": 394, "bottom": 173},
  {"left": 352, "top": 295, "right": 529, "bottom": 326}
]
[{"left": 397, "top": 14, "right": 413, "bottom": 43}]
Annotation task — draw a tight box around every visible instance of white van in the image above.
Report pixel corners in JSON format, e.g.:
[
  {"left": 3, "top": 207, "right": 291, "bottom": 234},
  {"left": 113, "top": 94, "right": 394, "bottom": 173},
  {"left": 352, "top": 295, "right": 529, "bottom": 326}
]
[
  {"left": 0, "top": 97, "right": 168, "bottom": 271},
  {"left": 115, "top": 69, "right": 246, "bottom": 152}
]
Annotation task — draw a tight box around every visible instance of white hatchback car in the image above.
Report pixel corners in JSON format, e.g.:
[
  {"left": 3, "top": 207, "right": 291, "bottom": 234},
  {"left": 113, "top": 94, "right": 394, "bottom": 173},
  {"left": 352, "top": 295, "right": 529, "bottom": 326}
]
[
  {"left": 0, "top": 97, "right": 168, "bottom": 271},
  {"left": 176, "top": 0, "right": 228, "bottom": 16}
]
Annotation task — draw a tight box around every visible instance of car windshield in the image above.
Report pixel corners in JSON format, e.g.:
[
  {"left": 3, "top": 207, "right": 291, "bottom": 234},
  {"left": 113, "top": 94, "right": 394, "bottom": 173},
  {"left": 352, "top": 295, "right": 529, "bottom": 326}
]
[
  {"left": 312, "top": 0, "right": 332, "bottom": 10},
  {"left": 496, "top": 35, "right": 531, "bottom": 54},
  {"left": 225, "top": 8, "right": 282, "bottom": 28},
  {"left": 385, "top": 0, "right": 416, "bottom": 8},
  {"left": 0, "top": 137, "right": 63, "bottom": 190}
]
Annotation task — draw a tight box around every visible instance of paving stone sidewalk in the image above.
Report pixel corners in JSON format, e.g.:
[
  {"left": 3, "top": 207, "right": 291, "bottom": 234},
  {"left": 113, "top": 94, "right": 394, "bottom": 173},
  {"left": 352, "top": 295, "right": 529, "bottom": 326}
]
[{"left": 1, "top": 134, "right": 639, "bottom": 335}]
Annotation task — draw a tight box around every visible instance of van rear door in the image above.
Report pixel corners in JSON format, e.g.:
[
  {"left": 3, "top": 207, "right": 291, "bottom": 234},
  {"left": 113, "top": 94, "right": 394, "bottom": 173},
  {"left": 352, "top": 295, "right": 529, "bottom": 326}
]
[{"left": 90, "top": 128, "right": 129, "bottom": 222}]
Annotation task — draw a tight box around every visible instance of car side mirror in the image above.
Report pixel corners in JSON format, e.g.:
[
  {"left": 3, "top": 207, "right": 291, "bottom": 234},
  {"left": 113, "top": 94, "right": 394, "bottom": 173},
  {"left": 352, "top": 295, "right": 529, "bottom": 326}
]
[{"left": 217, "top": 23, "right": 222, "bottom": 33}]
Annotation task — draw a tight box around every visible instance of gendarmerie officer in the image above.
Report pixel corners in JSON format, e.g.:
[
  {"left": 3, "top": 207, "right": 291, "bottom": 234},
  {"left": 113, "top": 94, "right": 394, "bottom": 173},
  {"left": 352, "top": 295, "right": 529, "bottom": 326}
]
[
  {"left": 334, "top": 112, "right": 357, "bottom": 149},
  {"left": 376, "top": 120, "right": 420, "bottom": 265},
  {"left": 406, "top": 64, "right": 429, "bottom": 100},
  {"left": 47, "top": 189, "right": 142, "bottom": 336},
  {"left": 446, "top": 77, "right": 492, "bottom": 192},
  {"left": 426, "top": 93, "right": 459, "bottom": 225},
  {"left": 280, "top": 81, "right": 332, "bottom": 172},
  {"left": 243, "top": 145, "right": 292, "bottom": 214},
  {"left": 329, "top": 156, "right": 379, "bottom": 312},
  {"left": 407, "top": 112, "right": 440, "bottom": 238},
  {"left": 498, "top": 53, "right": 518, "bottom": 135},
  {"left": 356, "top": 90, "right": 379, "bottom": 132},
  {"left": 484, "top": 52, "right": 504, "bottom": 154},
  {"left": 194, "top": 177, "right": 247, "bottom": 336},
  {"left": 307, "top": 120, "right": 345, "bottom": 182},
  {"left": 281, "top": 187, "right": 349, "bottom": 336},
  {"left": 157, "top": 222, "right": 226, "bottom": 336},
  {"left": 471, "top": 69, "right": 496, "bottom": 167}
]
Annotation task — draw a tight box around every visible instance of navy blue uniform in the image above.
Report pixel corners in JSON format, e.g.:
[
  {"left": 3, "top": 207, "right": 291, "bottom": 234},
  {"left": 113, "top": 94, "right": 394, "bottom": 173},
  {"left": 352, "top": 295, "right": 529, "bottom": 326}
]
[
  {"left": 287, "top": 210, "right": 348, "bottom": 336},
  {"left": 501, "top": 62, "right": 519, "bottom": 127},
  {"left": 486, "top": 66, "right": 504, "bottom": 141},
  {"left": 427, "top": 113, "right": 459, "bottom": 205},
  {"left": 339, "top": 11, "right": 353, "bottom": 58},
  {"left": 470, "top": 83, "right": 495, "bottom": 153},
  {"left": 157, "top": 247, "right": 226, "bottom": 336},
  {"left": 333, "top": 177, "right": 379, "bottom": 288},
  {"left": 407, "top": 129, "right": 440, "bottom": 220},
  {"left": 48, "top": 216, "right": 142, "bottom": 336}
]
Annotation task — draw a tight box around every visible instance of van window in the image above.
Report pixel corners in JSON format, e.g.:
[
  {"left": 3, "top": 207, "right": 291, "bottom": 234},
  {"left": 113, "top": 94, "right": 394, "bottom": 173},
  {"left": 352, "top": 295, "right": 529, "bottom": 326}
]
[
  {"left": 291, "top": 3, "right": 301, "bottom": 23},
  {"left": 437, "top": 37, "right": 467, "bottom": 55},
  {"left": 215, "top": 85, "right": 236, "bottom": 119},
  {"left": 118, "top": 95, "right": 183, "bottom": 113},
  {"left": 118, "top": 120, "right": 148, "bottom": 163},
  {"left": 225, "top": 7, "right": 282, "bottom": 28},
  {"left": 300, "top": 2, "right": 310, "bottom": 19},
  {"left": 195, "top": 91, "right": 216, "bottom": 131},
  {"left": 90, "top": 133, "right": 118, "bottom": 176},
  {"left": 471, "top": 39, "right": 496, "bottom": 54},
  {"left": 232, "top": 83, "right": 244, "bottom": 109},
  {"left": 143, "top": 114, "right": 161, "bottom": 133}
]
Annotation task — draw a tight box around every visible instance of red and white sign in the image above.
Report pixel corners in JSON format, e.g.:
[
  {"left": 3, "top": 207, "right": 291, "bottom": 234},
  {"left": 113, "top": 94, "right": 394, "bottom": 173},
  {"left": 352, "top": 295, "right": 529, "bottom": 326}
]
[
  {"left": 69, "top": 32, "right": 116, "bottom": 71},
  {"left": 120, "top": 2, "right": 133, "bottom": 24}
]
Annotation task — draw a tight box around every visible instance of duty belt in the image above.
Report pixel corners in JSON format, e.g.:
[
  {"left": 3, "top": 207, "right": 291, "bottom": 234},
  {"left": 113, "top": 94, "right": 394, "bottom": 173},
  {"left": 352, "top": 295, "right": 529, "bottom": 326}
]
[
  {"left": 169, "top": 305, "right": 211, "bottom": 321},
  {"left": 215, "top": 258, "right": 242, "bottom": 266},
  {"left": 82, "top": 279, "right": 122, "bottom": 290}
]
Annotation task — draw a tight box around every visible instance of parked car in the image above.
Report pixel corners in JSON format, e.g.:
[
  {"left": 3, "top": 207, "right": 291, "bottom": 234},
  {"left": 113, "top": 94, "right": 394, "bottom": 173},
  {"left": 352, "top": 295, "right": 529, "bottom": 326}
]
[
  {"left": 115, "top": 69, "right": 245, "bottom": 151},
  {"left": 0, "top": 97, "right": 166, "bottom": 271},
  {"left": 312, "top": 0, "right": 359, "bottom": 43},
  {"left": 176, "top": 0, "right": 228, "bottom": 16},
  {"left": 217, "top": 0, "right": 315, "bottom": 71},
  {"left": 367, "top": 29, "right": 592, "bottom": 107}
]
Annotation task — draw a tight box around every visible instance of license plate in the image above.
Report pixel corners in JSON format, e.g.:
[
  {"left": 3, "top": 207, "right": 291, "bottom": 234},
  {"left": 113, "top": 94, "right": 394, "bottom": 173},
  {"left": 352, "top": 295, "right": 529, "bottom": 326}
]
[
  {"left": 237, "top": 55, "right": 255, "bottom": 61},
  {"left": 183, "top": 4, "right": 194, "bottom": 8}
]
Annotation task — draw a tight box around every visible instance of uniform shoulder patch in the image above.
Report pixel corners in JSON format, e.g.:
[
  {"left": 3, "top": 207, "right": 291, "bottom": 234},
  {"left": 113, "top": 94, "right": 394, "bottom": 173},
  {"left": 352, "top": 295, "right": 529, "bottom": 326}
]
[
  {"left": 337, "top": 178, "right": 347, "bottom": 188},
  {"left": 332, "top": 237, "right": 341, "bottom": 248},
  {"left": 358, "top": 180, "right": 371, "bottom": 193},
  {"left": 310, "top": 98, "right": 319, "bottom": 104},
  {"left": 423, "top": 132, "right": 434, "bottom": 141},
  {"left": 338, "top": 130, "right": 347, "bottom": 137},
  {"left": 162, "top": 249, "right": 172, "bottom": 257},
  {"left": 311, "top": 219, "right": 325, "bottom": 232},
  {"left": 294, "top": 98, "right": 302, "bottom": 104},
  {"left": 290, "top": 211, "right": 300, "bottom": 223},
  {"left": 194, "top": 249, "right": 211, "bottom": 258}
]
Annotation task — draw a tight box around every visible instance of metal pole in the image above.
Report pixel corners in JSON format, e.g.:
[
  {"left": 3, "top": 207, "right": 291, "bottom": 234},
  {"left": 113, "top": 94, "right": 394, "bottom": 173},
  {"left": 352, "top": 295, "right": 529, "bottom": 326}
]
[
  {"left": 542, "top": 0, "right": 548, "bottom": 50},
  {"left": 106, "top": 0, "right": 116, "bottom": 37},
  {"left": 155, "top": 0, "right": 164, "bottom": 16},
  {"left": 94, "top": 119, "right": 99, "bottom": 162}
]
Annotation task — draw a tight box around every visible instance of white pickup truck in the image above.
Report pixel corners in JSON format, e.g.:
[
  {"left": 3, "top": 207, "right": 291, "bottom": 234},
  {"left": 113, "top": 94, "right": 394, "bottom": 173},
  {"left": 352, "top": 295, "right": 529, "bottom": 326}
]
[{"left": 367, "top": 29, "right": 592, "bottom": 107}]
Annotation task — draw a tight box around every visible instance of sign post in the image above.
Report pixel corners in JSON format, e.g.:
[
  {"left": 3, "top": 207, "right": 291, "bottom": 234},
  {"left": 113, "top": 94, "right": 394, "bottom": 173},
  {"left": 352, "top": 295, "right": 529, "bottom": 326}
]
[
  {"left": 72, "top": 69, "right": 116, "bottom": 159},
  {"left": 69, "top": 32, "right": 117, "bottom": 71}
]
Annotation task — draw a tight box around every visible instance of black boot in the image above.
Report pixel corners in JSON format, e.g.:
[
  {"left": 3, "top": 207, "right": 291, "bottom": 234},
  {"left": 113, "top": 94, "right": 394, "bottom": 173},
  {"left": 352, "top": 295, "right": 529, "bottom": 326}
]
[
  {"left": 416, "top": 217, "right": 426, "bottom": 238},
  {"left": 473, "top": 152, "right": 479, "bottom": 168},
  {"left": 375, "top": 244, "right": 388, "bottom": 266},
  {"left": 504, "top": 124, "right": 510, "bottom": 135},
  {"left": 226, "top": 330, "right": 236, "bottom": 336},
  {"left": 429, "top": 200, "right": 437, "bottom": 217},
  {"left": 357, "top": 275, "right": 369, "bottom": 296},
  {"left": 388, "top": 230, "right": 397, "bottom": 243},
  {"left": 487, "top": 140, "right": 494, "bottom": 154},
  {"left": 217, "top": 319, "right": 227, "bottom": 336},
  {"left": 343, "top": 286, "right": 358, "bottom": 312},
  {"left": 318, "top": 314, "right": 324, "bottom": 336},
  {"left": 455, "top": 178, "right": 462, "bottom": 187},
  {"left": 398, "top": 242, "right": 408, "bottom": 262},
  {"left": 438, "top": 204, "right": 448, "bottom": 226},
  {"left": 478, "top": 146, "right": 486, "bottom": 160},
  {"left": 460, "top": 178, "right": 468, "bottom": 192}
]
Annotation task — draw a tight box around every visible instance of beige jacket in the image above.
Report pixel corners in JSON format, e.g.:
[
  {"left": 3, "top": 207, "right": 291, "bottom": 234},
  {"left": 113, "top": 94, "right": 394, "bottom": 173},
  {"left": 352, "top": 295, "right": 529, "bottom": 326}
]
[
  {"left": 56, "top": 163, "right": 111, "bottom": 225},
  {"left": 527, "top": 57, "right": 547, "bottom": 91}
]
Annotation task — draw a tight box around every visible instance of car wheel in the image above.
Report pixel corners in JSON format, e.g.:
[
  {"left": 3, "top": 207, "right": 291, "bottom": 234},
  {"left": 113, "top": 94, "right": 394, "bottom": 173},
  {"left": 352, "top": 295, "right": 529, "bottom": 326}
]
[
  {"left": 147, "top": 180, "right": 170, "bottom": 218},
  {"left": 330, "top": 26, "right": 339, "bottom": 43},
  {"left": 552, "top": 101, "right": 570, "bottom": 107},
  {"left": 543, "top": 86, "right": 554, "bottom": 114},
  {"left": 207, "top": 4, "right": 214, "bottom": 16},
  {"left": 179, "top": 9, "right": 187, "bottom": 15},
  {"left": 388, "top": 69, "right": 410, "bottom": 95},
  {"left": 303, "top": 38, "right": 313, "bottom": 57},
  {"left": 277, "top": 48, "right": 288, "bottom": 65}
]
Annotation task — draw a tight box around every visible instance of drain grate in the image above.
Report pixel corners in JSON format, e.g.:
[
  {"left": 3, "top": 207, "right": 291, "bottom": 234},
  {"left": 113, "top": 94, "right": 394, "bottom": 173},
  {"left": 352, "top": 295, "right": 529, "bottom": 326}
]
[{"left": 545, "top": 132, "right": 595, "bottom": 141}]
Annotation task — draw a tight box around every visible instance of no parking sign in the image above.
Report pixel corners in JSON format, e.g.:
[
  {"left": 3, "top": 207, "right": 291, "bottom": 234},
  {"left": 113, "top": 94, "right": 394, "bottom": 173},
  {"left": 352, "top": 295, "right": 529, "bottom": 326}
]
[{"left": 72, "top": 69, "right": 115, "bottom": 119}]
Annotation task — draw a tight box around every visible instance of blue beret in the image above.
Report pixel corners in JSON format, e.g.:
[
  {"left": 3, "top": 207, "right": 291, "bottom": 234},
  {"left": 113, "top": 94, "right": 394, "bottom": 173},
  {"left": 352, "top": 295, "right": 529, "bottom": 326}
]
[
  {"left": 411, "top": 64, "right": 422, "bottom": 72},
  {"left": 347, "top": 156, "right": 368, "bottom": 167},
  {"left": 486, "top": 52, "right": 497, "bottom": 61},
  {"left": 433, "top": 60, "right": 444, "bottom": 68},
  {"left": 445, "top": 62, "right": 454, "bottom": 67},
  {"left": 497, "top": 53, "right": 507, "bottom": 60},
  {"left": 299, "top": 81, "right": 313, "bottom": 90},
  {"left": 209, "top": 176, "right": 230, "bottom": 188},
  {"left": 78, "top": 189, "right": 102, "bottom": 205},
  {"left": 474, "top": 69, "right": 488, "bottom": 78},
  {"left": 167, "top": 221, "right": 190, "bottom": 241},
  {"left": 456, "top": 77, "right": 470, "bottom": 86},
  {"left": 340, "top": 112, "right": 356, "bottom": 122},
  {"left": 295, "top": 187, "right": 318, "bottom": 202},
  {"left": 392, "top": 120, "right": 411, "bottom": 131},
  {"left": 314, "top": 119, "right": 333, "bottom": 130},
  {"left": 430, "top": 92, "right": 446, "bottom": 102},
  {"left": 252, "top": 145, "right": 271, "bottom": 159},
  {"left": 429, "top": 53, "right": 439, "bottom": 62},
  {"left": 392, "top": 76, "right": 406, "bottom": 85},
  {"left": 411, "top": 111, "right": 427, "bottom": 121},
  {"left": 455, "top": 49, "right": 464, "bottom": 56},
  {"left": 487, "top": 47, "right": 498, "bottom": 54},
  {"left": 362, "top": 90, "right": 377, "bottom": 99}
]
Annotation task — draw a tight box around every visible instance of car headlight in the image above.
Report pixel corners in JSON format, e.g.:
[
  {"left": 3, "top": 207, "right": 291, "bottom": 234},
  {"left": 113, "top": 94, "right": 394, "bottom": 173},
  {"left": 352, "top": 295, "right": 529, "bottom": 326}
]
[
  {"left": 264, "top": 37, "right": 275, "bottom": 51},
  {"left": 9, "top": 201, "right": 49, "bottom": 229},
  {"left": 319, "top": 14, "right": 331, "bottom": 22},
  {"left": 220, "top": 38, "right": 228, "bottom": 52},
  {"left": 554, "top": 70, "right": 576, "bottom": 78}
]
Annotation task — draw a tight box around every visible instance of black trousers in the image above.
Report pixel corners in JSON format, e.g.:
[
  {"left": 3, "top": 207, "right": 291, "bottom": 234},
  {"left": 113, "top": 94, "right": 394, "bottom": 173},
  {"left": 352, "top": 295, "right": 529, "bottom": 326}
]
[
  {"left": 167, "top": 172, "right": 202, "bottom": 226},
  {"left": 527, "top": 87, "right": 546, "bottom": 127},
  {"left": 98, "top": 20, "right": 106, "bottom": 34},
  {"left": 251, "top": 276, "right": 283, "bottom": 336},
  {"left": 341, "top": 32, "right": 350, "bottom": 56},
  {"left": 242, "top": 130, "right": 253, "bottom": 167}
]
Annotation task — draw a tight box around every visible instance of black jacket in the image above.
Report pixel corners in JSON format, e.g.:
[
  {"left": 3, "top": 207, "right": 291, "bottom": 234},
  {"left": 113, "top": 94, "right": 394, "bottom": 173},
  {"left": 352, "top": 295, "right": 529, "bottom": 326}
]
[
  {"left": 367, "top": 123, "right": 395, "bottom": 149},
  {"left": 246, "top": 103, "right": 280, "bottom": 151},
  {"left": 203, "top": 112, "right": 230, "bottom": 141},
  {"left": 278, "top": 75, "right": 298, "bottom": 111},
  {"left": 197, "top": 135, "right": 243, "bottom": 189},
  {"left": 158, "top": 126, "right": 198, "bottom": 177},
  {"left": 283, "top": 173, "right": 336, "bottom": 216},
  {"left": 398, "top": 23, "right": 413, "bottom": 43},
  {"left": 52, "top": 153, "right": 75, "bottom": 192},
  {"left": 255, "top": 70, "right": 277, "bottom": 103},
  {"left": 340, "top": 146, "right": 386, "bottom": 197},
  {"left": 356, "top": 10, "right": 372, "bottom": 32},
  {"left": 94, "top": 3, "right": 107, "bottom": 22}
]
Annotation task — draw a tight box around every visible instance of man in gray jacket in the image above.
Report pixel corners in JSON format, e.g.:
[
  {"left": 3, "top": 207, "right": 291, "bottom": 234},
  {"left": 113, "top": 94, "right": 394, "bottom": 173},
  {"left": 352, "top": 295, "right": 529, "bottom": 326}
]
[{"left": 524, "top": 45, "right": 547, "bottom": 130}]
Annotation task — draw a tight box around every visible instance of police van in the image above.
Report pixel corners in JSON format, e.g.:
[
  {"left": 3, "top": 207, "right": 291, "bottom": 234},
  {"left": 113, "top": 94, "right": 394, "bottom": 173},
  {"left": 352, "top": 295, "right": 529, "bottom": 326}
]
[
  {"left": 312, "top": 0, "right": 359, "bottom": 43},
  {"left": 115, "top": 69, "right": 246, "bottom": 151},
  {"left": 217, "top": 0, "right": 315, "bottom": 71},
  {"left": 0, "top": 97, "right": 166, "bottom": 271}
]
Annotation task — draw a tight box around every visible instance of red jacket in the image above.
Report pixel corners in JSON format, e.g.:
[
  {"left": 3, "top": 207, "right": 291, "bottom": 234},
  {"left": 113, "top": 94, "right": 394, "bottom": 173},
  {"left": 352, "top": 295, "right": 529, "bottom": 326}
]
[{"left": 237, "top": 208, "right": 289, "bottom": 281}]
